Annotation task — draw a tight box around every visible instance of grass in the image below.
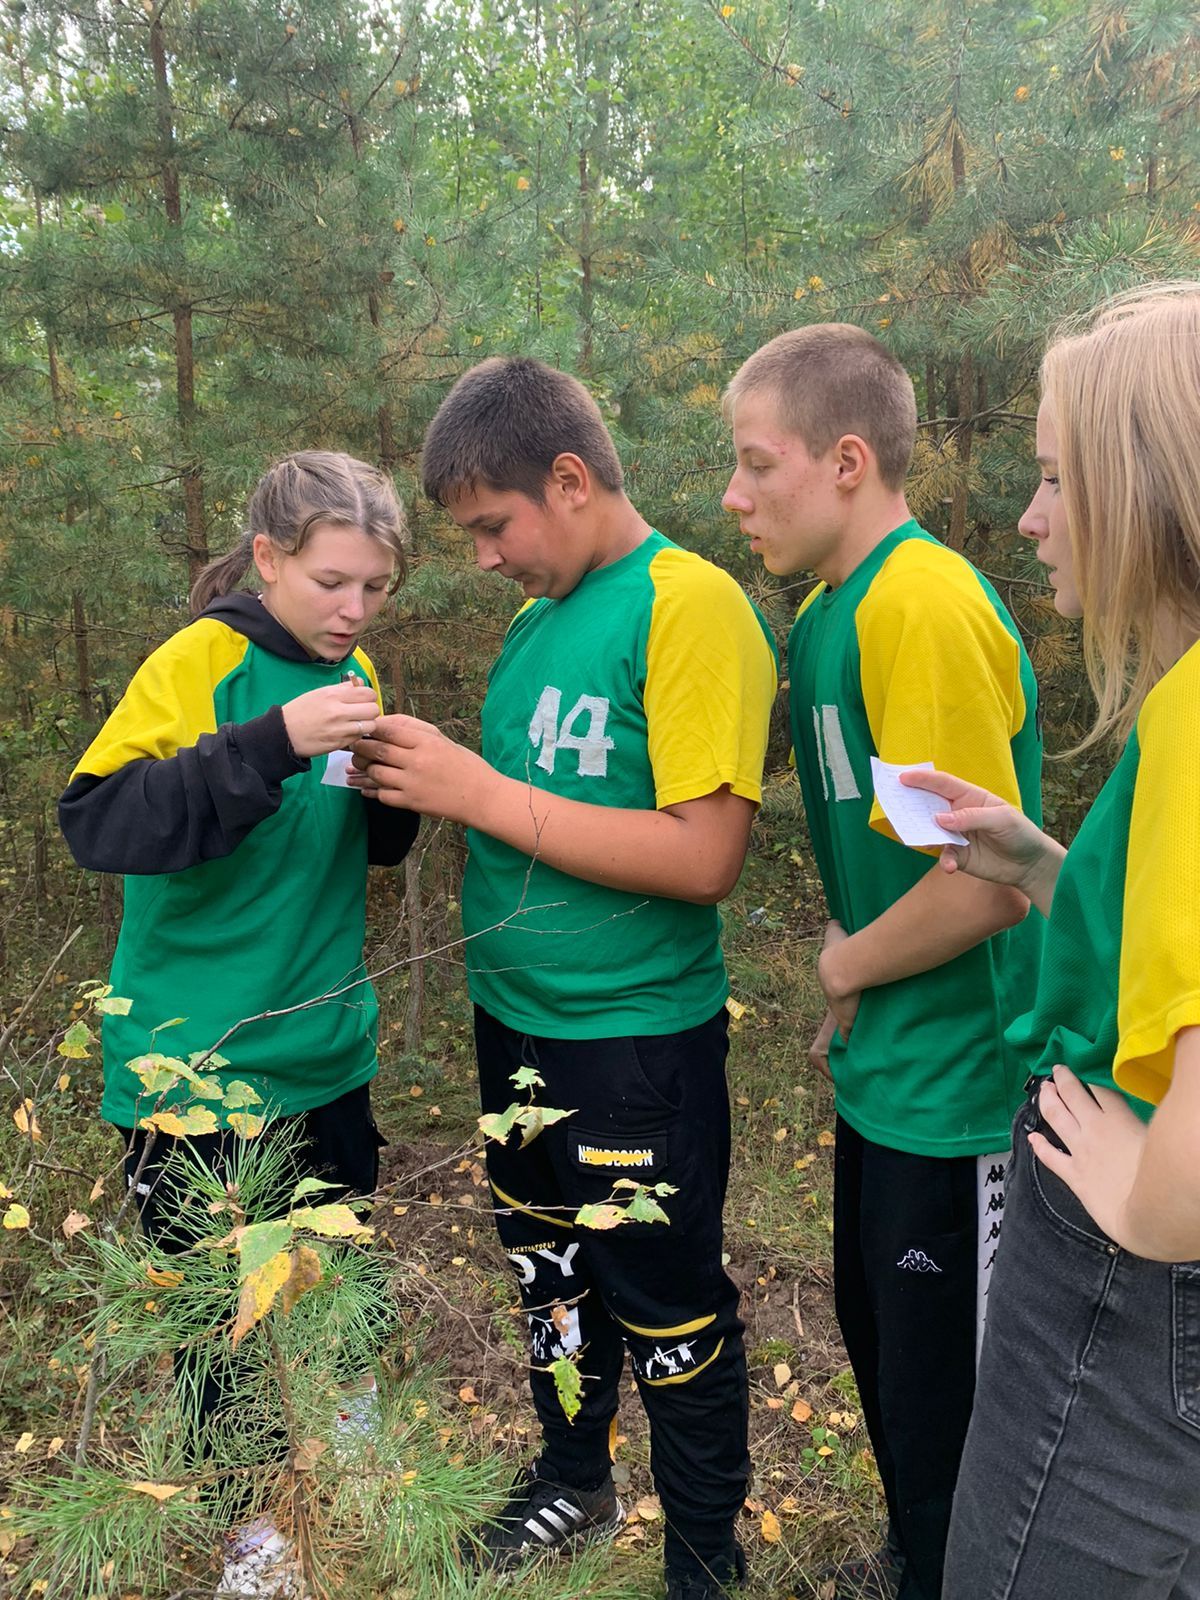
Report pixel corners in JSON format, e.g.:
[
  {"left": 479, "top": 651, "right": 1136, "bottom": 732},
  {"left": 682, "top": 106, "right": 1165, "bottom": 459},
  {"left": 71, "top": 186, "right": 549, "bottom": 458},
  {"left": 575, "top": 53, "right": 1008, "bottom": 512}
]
[{"left": 0, "top": 792, "right": 883, "bottom": 1599}]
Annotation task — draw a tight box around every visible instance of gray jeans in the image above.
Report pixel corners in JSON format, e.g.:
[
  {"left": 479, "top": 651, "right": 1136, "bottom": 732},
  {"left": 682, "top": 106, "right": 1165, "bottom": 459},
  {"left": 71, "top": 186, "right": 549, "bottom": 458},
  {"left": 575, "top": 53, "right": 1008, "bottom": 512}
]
[{"left": 943, "top": 1095, "right": 1200, "bottom": 1600}]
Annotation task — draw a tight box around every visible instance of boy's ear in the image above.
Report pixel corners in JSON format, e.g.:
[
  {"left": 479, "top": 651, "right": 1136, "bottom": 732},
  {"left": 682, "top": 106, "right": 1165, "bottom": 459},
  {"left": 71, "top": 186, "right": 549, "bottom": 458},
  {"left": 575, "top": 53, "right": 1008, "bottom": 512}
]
[
  {"left": 252, "top": 531, "right": 280, "bottom": 584},
  {"left": 832, "top": 434, "right": 871, "bottom": 492},
  {"left": 548, "top": 452, "right": 591, "bottom": 504}
]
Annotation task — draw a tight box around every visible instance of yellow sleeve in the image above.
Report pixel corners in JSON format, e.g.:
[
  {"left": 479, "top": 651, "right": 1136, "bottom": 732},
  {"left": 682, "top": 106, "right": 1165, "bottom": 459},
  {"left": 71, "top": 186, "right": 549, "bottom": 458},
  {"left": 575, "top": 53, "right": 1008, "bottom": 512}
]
[
  {"left": 855, "top": 541, "right": 1027, "bottom": 843},
  {"left": 644, "top": 548, "right": 778, "bottom": 809},
  {"left": 1115, "top": 651, "right": 1200, "bottom": 1105},
  {"left": 71, "top": 620, "right": 249, "bottom": 779}
]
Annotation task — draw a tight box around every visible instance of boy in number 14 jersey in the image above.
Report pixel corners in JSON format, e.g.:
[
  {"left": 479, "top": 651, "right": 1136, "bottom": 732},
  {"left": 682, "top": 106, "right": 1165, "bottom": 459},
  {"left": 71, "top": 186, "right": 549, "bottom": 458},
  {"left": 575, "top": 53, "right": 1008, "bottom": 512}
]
[{"left": 352, "top": 358, "right": 778, "bottom": 1599}]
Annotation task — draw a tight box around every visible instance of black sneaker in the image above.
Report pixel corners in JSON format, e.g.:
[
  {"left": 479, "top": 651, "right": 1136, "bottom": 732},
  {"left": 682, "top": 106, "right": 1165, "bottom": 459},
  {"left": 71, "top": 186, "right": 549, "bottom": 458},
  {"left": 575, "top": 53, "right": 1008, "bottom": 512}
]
[
  {"left": 464, "top": 1462, "right": 624, "bottom": 1571},
  {"left": 665, "top": 1541, "right": 747, "bottom": 1599}
]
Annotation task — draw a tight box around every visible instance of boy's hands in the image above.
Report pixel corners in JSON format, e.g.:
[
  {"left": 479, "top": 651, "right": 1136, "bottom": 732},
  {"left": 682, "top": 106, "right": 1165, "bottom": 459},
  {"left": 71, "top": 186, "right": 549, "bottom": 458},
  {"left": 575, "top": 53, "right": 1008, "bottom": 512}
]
[
  {"left": 808, "top": 1008, "right": 837, "bottom": 1083},
  {"left": 349, "top": 714, "right": 500, "bottom": 825},
  {"left": 900, "top": 767, "right": 1064, "bottom": 916},
  {"left": 818, "top": 918, "right": 861, "bottom": 1042},
  {"left": 282, "top": 681, "right": 381, "bottom": 759}
]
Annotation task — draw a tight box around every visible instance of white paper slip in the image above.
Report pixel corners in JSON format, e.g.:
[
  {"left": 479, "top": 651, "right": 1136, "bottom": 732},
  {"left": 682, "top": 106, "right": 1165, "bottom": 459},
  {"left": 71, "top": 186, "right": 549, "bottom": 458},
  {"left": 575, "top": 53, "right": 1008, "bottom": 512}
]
[
  {"left": 321, "top": 748, "right": 356, "bottom": 788},
  {"left": 869, "top": 758, "right": 968, "bottom": 849}
]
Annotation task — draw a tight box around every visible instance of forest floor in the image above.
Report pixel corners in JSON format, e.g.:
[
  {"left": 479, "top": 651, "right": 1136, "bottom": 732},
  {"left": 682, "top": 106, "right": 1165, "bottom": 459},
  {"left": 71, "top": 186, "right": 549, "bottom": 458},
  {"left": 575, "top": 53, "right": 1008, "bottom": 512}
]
[{"left": 0, "top": 784, "right": 885, "bottom": 1598}]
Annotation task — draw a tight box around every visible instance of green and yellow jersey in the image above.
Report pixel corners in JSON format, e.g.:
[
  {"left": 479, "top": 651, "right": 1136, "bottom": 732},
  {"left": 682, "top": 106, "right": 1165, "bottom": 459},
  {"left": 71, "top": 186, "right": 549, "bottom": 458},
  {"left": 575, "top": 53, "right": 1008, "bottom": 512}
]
[
  {"left": 463, "top": 530, "right": 779, "bottom": 1038},
  {"left": 1008, "top": 637, "right": 1200, "bottom": 1112},
  {"left": 59, "top": 593, "right": 417, "bottom": 1130},
  {"left": 788, "top": 521, "right": 1044, "bottom": 1157}
]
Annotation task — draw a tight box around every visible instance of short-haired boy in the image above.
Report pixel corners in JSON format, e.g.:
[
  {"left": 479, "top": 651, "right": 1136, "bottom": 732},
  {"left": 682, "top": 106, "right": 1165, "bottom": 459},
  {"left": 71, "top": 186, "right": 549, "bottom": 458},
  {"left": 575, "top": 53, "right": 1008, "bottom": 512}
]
[
  {"left": 722, "top": 326, "right": 1043, "bottom": 1600},
  {"left": 353, "top": 357, "right": 778, "bottom": 1599}
]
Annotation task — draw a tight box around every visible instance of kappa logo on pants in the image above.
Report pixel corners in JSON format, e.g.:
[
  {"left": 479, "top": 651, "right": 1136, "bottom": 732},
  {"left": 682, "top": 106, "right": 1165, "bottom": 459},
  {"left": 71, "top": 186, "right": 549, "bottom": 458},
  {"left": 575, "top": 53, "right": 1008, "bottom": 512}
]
[{"left": 897, "top": 1248, "right": 943, "bottom": 1273}]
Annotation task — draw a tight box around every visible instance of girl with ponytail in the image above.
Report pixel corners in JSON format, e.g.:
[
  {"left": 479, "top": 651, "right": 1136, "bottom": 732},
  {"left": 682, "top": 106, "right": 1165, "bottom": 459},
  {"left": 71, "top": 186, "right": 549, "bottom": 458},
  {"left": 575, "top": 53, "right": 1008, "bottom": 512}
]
[{"left": 59, "top": 450, "right": 417, "bottom": 1594}]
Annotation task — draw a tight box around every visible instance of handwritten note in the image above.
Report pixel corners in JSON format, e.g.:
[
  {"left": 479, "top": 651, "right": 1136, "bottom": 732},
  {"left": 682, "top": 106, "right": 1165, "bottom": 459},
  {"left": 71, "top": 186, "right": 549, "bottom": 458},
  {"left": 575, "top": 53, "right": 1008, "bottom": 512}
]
[{"left": 869, "top": 758, "right": 967, "bottom": 849}]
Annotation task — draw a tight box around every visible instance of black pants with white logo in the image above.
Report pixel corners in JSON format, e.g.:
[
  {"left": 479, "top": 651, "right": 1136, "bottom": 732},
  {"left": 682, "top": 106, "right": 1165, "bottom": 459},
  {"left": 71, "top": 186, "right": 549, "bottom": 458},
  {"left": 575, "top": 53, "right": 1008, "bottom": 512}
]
[
  {"left": 833, "top": 1115, "right": 1007, "bottom": 1600},
  {"left": 475, "top": 1005, "right": 749, "bottom": 1580}
]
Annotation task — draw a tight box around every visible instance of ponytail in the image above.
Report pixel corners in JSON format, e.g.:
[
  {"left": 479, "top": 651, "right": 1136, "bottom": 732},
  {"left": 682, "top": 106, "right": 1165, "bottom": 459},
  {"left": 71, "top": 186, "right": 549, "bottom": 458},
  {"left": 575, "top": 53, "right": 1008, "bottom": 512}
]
[{"left": 189, "top": 532, "right": 256, "bottom": 617}]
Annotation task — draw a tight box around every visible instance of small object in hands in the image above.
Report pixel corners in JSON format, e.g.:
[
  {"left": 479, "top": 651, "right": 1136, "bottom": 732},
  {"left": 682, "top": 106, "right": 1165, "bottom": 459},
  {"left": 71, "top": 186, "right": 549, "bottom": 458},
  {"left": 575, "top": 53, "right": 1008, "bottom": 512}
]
[{"left": 870, "top": 758, "right": 968, "bottom": 849}]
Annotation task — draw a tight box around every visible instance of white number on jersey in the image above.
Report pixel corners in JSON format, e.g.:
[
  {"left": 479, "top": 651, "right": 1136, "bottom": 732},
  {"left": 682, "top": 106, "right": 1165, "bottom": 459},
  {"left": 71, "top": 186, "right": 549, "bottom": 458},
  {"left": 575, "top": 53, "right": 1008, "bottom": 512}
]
[
  {"left": 811, "top": 703, "right": 861, "bottom": 802},
  {"left": 528, "top": 685, "right": 615, "bottom": 777}
]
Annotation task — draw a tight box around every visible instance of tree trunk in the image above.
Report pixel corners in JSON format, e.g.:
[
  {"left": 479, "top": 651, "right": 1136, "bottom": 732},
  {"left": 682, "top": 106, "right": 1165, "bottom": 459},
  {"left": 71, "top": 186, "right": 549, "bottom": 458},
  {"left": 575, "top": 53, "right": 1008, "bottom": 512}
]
[
  {"left": 149, "top": 13, "right": 208, "bottom": 582},
  {"left": 947, "top": 350, "right": 975, "bottom": 552},
  {"left": 71, "top": 588, "right": 92, "bottom": 722}
]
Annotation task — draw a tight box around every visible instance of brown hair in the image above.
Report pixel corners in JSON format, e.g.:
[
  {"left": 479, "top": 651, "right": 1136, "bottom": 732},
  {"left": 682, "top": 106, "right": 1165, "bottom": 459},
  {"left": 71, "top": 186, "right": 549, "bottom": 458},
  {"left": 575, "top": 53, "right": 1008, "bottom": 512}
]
[
  {"left": 189, "top": 451, "right": 407, "bottom": 616},
  {"left": 421, "top": 356, "right": 624, "bottom": 507},
  {"left": 1041, "top": 281, "right": 1200, "bottom": 747},
  {"left": 723, "top": 323, "right": 917, "bottom": 490}
]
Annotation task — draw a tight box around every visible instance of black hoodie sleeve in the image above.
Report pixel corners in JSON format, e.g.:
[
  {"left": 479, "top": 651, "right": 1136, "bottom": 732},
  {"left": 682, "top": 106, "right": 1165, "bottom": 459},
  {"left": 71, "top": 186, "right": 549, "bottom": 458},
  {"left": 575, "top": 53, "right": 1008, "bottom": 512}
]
[
  {"left": 363, "top": 798, "right": 420, "bottom": 867},
  {"left": 59, "top": 706, "right": 309, "bottom": 875}
]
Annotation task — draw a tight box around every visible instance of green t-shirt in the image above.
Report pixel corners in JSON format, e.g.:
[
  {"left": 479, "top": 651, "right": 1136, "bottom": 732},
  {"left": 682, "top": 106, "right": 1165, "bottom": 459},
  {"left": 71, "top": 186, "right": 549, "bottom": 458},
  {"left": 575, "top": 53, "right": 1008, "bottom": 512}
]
[
  {"left": 788, "top": 521, "right": 1044, "bottom": 1156},
  {"left": 70, "top": 607, "right": 382, "bottom": 1129},
  {"left": 463, "top": 530, "right": 778, "bottom": 1038},
  {"left": 1008, "top": 638, "right": 1200, "bottom": 1115}
]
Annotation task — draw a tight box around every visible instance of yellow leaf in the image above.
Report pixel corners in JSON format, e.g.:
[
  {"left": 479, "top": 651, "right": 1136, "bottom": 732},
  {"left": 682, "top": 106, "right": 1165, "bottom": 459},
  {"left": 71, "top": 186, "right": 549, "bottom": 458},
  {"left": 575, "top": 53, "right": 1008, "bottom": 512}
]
[
  {"left": 792, "top": 286, "right": 806, "bottom": 300},
  {"left": 817, "top": 1129, "right": 835, "bottom": 1148},
  {"left": 761, "top": 1509, "right": 782, "bottom": 1543},
  {"left": 292, "top": 1437, "right": 327, "bottom": 1472},
  {"left": 790, "top": 1397, "right": 813, "bottom": 1423},
  {"left": 1014, "top": 85, "right": 1030, "bottom": 101},
  {"left": 720, "top": 3, "right": 735, "bottom": 14},
  {"left": 279, "top": 1244, "right": 322, "bottom": 1314},
  {"left": 458, "top": 1384, "right": 479, "bottom": 1404},
  {"left": 772, "top": 1362, "right": 792, "bottom": 1389},
  {"left": 231, "top": 1249, "right": 291, "bottom": 1347},
  {"left": 725, "top": 996, "right": 747, "bottom": 1022},
  {"left": 516, "top": 175, "right": 530, "bottom": 190},
  {"left": 3, "top": 1204, "right": 30, "bottom": 1231},
  {"left": 817, "top": 1444, "right": 834, "bottom": 1457},
  {"left": 56, "top": 1074, "right": 70, "bottom": 1092},
  {"left": 635, "top": 1495, "right": 661, "bottom": 1520},
  {"left": 61, "top": 1210, "right": 91, "bottom": 1239},
  {"left": 46, "top": 1437, "right": 64, "bottom": 1457},
  {"left": 145, "top": 1264, "right": 184, "bottom": 1289},
  {"left": 14, "top": 1433, "right": 34, "bottom": 1454},
  {"left": 288, "top": 1203, "right": 373, "bottom": 1241},
  {"left": 127, "top": 1481, "right": 187, "bottom": 1501},
  {"left": 0, "top": 1182, "right": 9, "bottom": 1199},
  {"left": 226, "top": 1113, "right": 265, "bottom": 1139},
  {"left": 808, "top": 274, "right": 825, "bottom": 291},
  {"left": 393, "top": 218, "right": 406, "bottom": 232},
  {"left": 13, "top": 1099, "right": 43, "bottom": 1143}
]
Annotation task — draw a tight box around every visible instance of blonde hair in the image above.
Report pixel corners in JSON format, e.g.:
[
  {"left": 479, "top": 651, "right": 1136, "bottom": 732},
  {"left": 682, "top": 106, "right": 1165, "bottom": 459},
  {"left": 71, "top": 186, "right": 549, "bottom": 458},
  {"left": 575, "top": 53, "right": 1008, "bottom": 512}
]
[
  {"left": 723, "top": 323, "right": 917, "bottom": 491},
  {"left": 1042, "top": 282, "right": 1200, "bottom": 747},
  {"left": 190, "top": 451, "right": 407, "bottom": 616}
]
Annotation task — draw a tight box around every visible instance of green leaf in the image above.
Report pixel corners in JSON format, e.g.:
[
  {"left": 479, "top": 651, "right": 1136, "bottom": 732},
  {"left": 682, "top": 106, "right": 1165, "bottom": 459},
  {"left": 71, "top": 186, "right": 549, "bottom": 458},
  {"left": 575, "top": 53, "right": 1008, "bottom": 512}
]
[
  {"left": 237, "top": 1218, "right": 295, "bottom": 1281},
  {"left": 221, "top": 1080, "right": 262, "bottom": 1109},
  {"left": 151, "top": 1016, "right": 187, "bottom": 1035},
  {"left": 57, "top": 1021, "right": 94, "bottom": 1059},
  {"left": 509, "top": 1064, "right": 544, "bottom": 1092},
  {"left": 290, "top": 1176, "right": 340, "bottom": 1204},
  {"left": 622, "top": 1186, "right": 672, "bottom": 1226},
  {"left": 102, "top": 201, "right": 125, "bottom": 223},
  {"left": 191, "top": 1051, "right": 232, "bottom": 1073},
  {"left": 94, "top": 995, "right": 133, "bottom": 1015},
  {"left": 515, "top": 1103, "right": 575, "bottom": 1147},
  {"left": 550, "top": 1355, "right": 582, "bottom": 1423},
  {"left": 126, "top": 1053, "right": 185, "bottom": 1095},
  {"left": 477, "top": 1103, "right": 521, "bottom": 1143}
]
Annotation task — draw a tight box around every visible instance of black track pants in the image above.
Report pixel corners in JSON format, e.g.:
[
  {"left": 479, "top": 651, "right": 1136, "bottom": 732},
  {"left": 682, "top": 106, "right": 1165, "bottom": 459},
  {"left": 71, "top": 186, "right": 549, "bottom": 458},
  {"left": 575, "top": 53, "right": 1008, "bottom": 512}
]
[
  {"left": 832, "top": 1115, "right": 1007, "bottom": 1600},
  {"left": 475, "top": 1005, "right": 750, "bottom": 1579}
]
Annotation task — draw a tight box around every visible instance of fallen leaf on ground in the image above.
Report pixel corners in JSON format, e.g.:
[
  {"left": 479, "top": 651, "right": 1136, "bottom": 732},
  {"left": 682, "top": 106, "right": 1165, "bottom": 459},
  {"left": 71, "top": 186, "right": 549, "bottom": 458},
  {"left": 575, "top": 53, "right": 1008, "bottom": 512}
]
[
  {"left": 761, "top": 1509, "right": 782, "bottom": 1543},
  {"left": 791, "top": 1397, "right": 813, "bottom": 1423},
  {"left": 127, "top": 1481, "right": 187, "bottom": 1501}
]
